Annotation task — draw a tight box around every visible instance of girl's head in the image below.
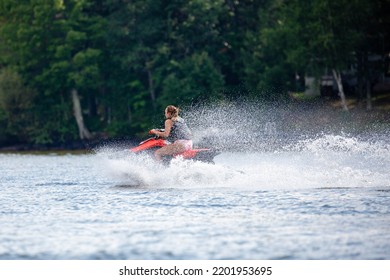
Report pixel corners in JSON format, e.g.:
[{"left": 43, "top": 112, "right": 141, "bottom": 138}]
[{"left": 165, "top": 105, "right": 179, "bottom": 119}]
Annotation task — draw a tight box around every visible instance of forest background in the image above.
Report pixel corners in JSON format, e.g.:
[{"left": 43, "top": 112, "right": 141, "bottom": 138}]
[{"left": 0, "top": 0, "right": 389, "bottom": 149}]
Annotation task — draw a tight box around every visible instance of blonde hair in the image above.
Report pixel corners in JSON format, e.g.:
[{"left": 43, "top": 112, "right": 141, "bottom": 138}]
[{"left": 165, "top": 105, "right": 179, "bottom": 118}]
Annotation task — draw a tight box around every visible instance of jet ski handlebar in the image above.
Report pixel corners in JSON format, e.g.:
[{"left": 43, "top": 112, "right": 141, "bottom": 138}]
[{"left": 148, "top": 129, "right": 165, "bottom": 139}]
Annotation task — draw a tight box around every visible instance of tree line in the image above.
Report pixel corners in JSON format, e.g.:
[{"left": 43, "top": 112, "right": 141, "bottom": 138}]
[{"left": 0, "top": 0, "right": 389, "bottom": 147}]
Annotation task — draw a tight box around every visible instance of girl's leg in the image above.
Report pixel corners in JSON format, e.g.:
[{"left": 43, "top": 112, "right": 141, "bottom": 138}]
[{"left": 154, "top": 142, "right": 186, "bottom": 161}]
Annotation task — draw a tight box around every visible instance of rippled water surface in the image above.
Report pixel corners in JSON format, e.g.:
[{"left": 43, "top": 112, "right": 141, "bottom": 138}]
[{"left": 1, "top": 135, "right": 390, "bottom": 259}]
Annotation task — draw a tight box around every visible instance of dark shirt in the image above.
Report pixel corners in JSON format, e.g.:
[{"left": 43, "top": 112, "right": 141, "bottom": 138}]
[{"left": 167, "top": 117, "right": 192, "bottom": 142}]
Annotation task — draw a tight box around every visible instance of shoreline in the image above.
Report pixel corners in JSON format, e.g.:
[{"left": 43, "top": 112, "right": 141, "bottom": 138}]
[
  {"left": 0, "top": 149, "right": 91, "bottom": 155},
  {"left": 1, "top": 98, "right": 389, "bottom": 153},
  {"left": 0, "top": 138, "right": 138, "bottom": 154}
]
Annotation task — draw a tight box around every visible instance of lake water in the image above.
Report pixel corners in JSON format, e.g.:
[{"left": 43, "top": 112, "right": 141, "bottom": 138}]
[{"left": 1, "top": 134, "right": 390, "bottom": 259}]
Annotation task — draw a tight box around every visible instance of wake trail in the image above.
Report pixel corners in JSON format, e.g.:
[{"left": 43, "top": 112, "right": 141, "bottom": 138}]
[{"left": 94, "top": 134, "right": 390, "bottom": 190}]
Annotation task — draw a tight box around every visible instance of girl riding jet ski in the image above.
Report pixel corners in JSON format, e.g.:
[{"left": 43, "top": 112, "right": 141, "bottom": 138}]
[
  {"left": 130, "top": 105, "right": 218, "bottom": 164},
  {"left": 149, "top": 105, "right": 193, "bottom": 161}
]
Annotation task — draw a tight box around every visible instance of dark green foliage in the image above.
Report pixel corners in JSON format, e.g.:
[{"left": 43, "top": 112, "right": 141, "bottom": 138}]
[
  {"left": 0, "top": 68, "right": 35, "bottom": 143},
  {"left": 0, "top": 0, "right": 388, "bottom": 146}
]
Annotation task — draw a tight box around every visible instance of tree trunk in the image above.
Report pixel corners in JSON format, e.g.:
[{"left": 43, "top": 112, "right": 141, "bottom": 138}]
[
  {"left": 147, "top": 68, "right": 156, "bottom": 110},
  {"left": 363, "top": 51, "right": 372, "bottom": 111},
  {"left": 71, "top": 88, "right": 93, "bottom": 140},
  {"left": 366, "top": 80, "right": 372, "bottom": 111},
  {"left": 332, "top": 69, "right": 348, "bottom": 111},
  {"left": 356, "top": 52, "right": 364, "bottom": 108}
]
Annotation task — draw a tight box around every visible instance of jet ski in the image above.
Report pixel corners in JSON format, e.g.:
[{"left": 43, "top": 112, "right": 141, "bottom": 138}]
[{"left": 130, "top": 129, "right": 219, "bottom": 164}]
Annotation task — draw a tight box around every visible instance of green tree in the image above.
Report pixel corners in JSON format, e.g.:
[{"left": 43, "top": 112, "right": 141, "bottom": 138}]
[
  {"left": 159, "top": 51, "right": 224, "bottom": 105},
  {"left": 0, "top": 68, "right": 35, "bottom": 144},
  {"left": 263, "top": 0, "right": 378, "bottom": 110},
  {"left": 107, "top": 0, "right": 227, "bottom": 131},
  {"left": 0, "top": 0, "right": 110, "bottom": 143},
  {"left": 158, "top": 0, "right": 226, "bottom": 105}
]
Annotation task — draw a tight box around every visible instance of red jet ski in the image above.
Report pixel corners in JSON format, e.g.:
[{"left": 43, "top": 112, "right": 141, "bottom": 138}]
[{"left": 130, "top": 130, "right": 219, "bottom": 164}]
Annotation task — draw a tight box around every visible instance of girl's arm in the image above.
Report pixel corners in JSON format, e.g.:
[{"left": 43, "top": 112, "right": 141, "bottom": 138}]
[{"left": 151, "top": 119, "right": 173, "bottom": 138}]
